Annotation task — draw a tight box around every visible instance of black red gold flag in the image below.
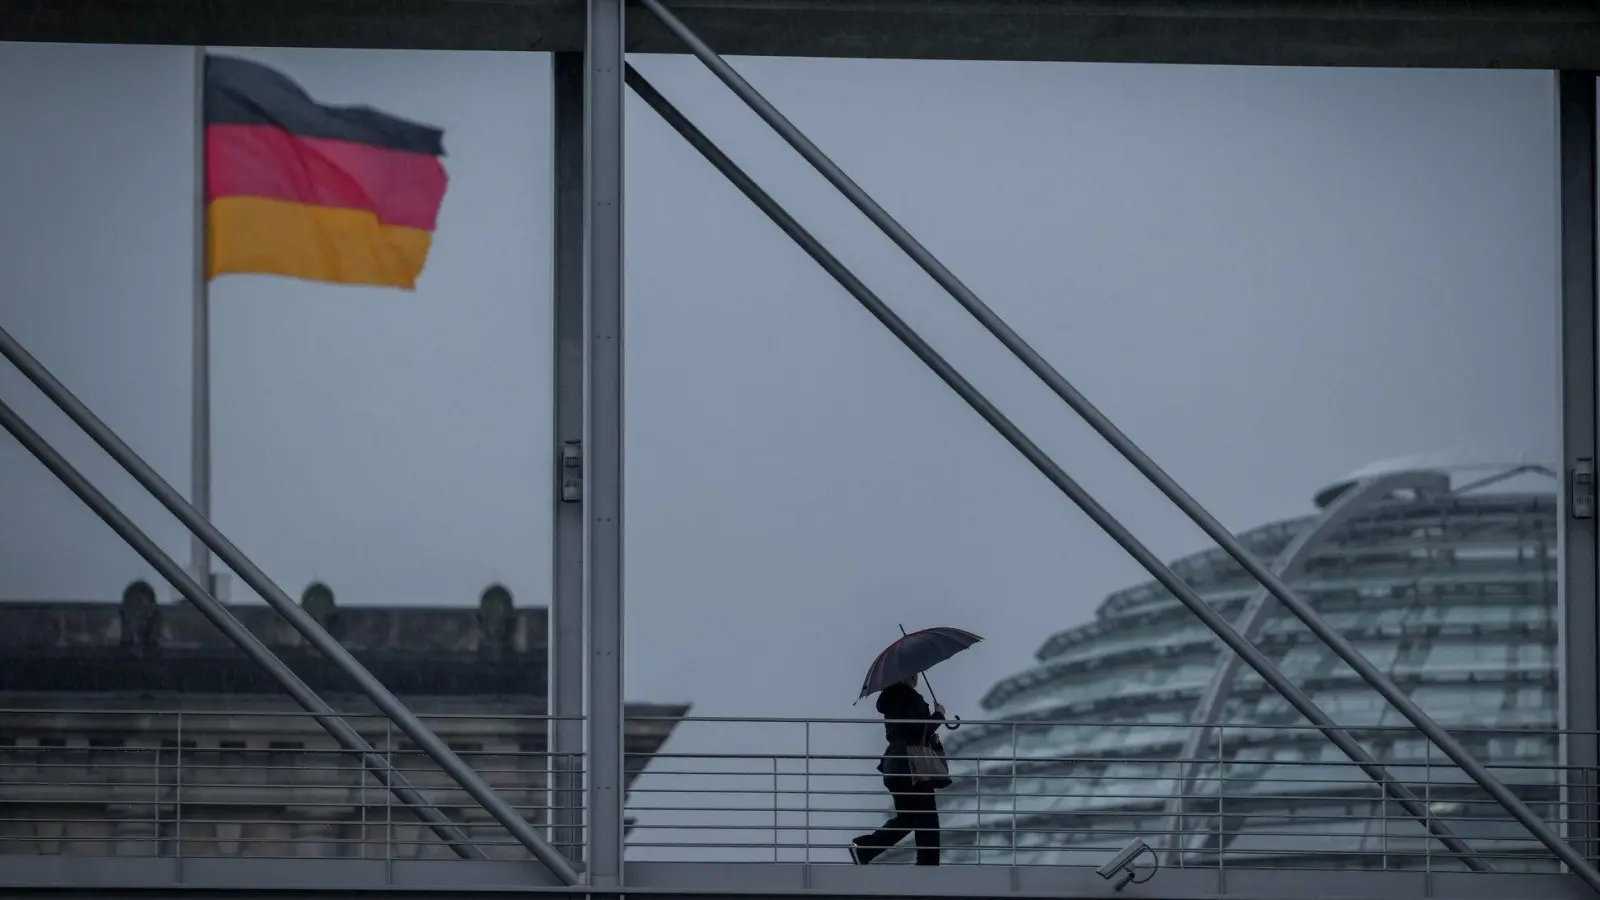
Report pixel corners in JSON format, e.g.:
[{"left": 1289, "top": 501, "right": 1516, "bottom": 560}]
[{"left": 204, "top": 55, "right": 449, "bottom": 289}]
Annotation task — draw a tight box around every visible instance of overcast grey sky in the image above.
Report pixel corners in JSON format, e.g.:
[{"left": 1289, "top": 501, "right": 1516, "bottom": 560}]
[{"left": 0, "top": 43, "right": 1563, "bottom": 857}]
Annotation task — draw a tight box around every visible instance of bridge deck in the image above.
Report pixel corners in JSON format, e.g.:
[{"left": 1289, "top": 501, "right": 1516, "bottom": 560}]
[{"left": 3, "top": 858, "right": 1593, "bottom": 900}]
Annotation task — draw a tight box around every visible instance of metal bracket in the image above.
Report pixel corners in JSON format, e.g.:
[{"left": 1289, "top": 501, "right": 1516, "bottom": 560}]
[
  {"left": 560, "top": 440, "right": 583, "bottom": 503},
  {"left": 1573, "top": 458, "right": 1595, "bottom": 520}
]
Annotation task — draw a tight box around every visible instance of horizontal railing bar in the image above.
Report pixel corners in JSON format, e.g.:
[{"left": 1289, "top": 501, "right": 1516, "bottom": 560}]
[
  {"left": 1, "top": 709, "right": 1584, "bottom": 733},
  {"left": 0, "top": 709, "right": 588, "bottom": 720},
  {"left": 620, "top": 804, "right": 1581, "bottom": 821},
  {"left": 625, "top": 821, "right": 1580, "bottom": 839}
]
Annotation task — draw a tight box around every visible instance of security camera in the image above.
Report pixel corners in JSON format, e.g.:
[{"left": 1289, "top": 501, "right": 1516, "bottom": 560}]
[{"left": 1095, "top": 837, "right": 1155, "bottom": 891}]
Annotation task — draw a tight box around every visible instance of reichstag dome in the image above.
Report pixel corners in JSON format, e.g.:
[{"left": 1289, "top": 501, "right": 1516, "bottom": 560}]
[{"left": 915, "top": 456, "right": 1560, "bottom": 871}]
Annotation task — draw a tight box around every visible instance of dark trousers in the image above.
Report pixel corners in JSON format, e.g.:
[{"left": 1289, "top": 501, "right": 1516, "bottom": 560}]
[{"left": 853, "top": 775, "right": 940, "bottom": 865}]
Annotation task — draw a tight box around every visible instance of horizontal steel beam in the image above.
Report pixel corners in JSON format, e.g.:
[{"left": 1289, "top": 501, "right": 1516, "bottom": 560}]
[
  {"left": 0, "top": 858, "right": 1590, "bottom": 900},
  {"left": 4, "top": 0, "right": 1600, "bottom": 68}
]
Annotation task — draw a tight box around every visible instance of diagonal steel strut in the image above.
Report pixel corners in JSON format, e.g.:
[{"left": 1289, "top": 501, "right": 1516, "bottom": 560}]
[
  {"left": 623, "top": 62, "right": 1493, "bottom": 872},
  {"left": 0, "top": 395, "right": 486, "bottom": 861},
  {"left": 0, "top": 325, "right": 582, "bottom": 885},
  {"left": 637, "top": 0, "right": 1600, "bottom": 884}
]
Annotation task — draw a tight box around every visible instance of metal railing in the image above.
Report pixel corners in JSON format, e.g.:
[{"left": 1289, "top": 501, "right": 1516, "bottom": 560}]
[
  {"left": 0, "top": 709, "right": 585, "bottom": 861},
  {"left": 0, "top": 710, "right": 1588, "bottom": 874},
  {"left": 621, "top": 716, "right": 1585, "bottom": 873}
]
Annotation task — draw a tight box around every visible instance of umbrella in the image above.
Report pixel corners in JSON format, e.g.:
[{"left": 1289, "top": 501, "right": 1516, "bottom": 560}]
[{"left": 858, "top": 625, "right": 983, "bottom": 701}]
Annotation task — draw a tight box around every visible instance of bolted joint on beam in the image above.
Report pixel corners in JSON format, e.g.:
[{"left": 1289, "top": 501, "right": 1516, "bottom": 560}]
[
  {"left": 561, "top": 440, "right": 584, "bottom": 503},
  {"left": 1570, "top": 458, "right": 1594, "bottom": 520}
]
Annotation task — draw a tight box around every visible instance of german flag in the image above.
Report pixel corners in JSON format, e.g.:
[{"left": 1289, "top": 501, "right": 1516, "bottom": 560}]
[{"left": 204, "top": 55, "right": 449, "bottom": 289}]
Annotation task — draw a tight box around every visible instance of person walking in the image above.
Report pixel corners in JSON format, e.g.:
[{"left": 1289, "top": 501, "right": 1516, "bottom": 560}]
[{"left": 850, "top": 675, "right": 947, "bottom": 866}]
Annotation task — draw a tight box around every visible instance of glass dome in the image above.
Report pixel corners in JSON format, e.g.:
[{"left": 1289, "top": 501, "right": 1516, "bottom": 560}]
[{"left": 894, "top": 460, "right": 1559, "bottom": 871}]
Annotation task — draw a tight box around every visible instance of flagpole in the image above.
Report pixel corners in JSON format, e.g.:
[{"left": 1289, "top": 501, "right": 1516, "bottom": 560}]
[{"left": 190, "top": 44, "right": 213, "bottom": 593}]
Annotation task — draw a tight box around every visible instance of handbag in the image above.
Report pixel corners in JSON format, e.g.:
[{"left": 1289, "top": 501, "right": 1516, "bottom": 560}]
[{"left": 904, "top": 735, "right": 953, "bottom": 790}]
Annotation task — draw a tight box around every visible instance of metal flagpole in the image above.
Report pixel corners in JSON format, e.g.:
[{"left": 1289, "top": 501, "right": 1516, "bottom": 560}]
[
  {"left": 622, "top": 62, "right": 1492, "bottom": 873},
  {"left": 190, "top": 44, "right": 213, "bottom": 593}
]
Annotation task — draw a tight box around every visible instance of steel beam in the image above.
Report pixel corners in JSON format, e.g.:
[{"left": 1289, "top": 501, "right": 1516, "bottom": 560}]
[
  {"left": 1, "top": 857, "right": 1591, "bottom": 897},
  {"left": 550, "top": 48, "right": 588, "bottom": 867},
  {"left": 0, "top": 324, "right": 581, "bottom": 886},
  {"left": 639, "top": 0, "right": 1595, "bottom": 881},
  {"left": 6, "top": 1, "right": 1600, "bottom": 69},
  {"left": 583, "top": 0, "right": 628, "bottom": 887},
  {"left": 624, "top": 62, "right": 1489, "bottom": 872},
  {"left": 1558, "top": 70, "right": 1600, "bottom": 867},
  {"left": 0, "top": 396, "right": 485, "bottom": 861}
]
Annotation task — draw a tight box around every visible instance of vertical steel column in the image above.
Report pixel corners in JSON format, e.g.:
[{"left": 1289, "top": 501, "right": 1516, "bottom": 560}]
[
  {"left": 584, "top": 0, "right": 627, "bottom": 887},
  {"left": 550, "top": 49, "right": 588, "bottom": 867},
  {"left": 1559, "top": 70, "right": 1599, "bottom": 866}
]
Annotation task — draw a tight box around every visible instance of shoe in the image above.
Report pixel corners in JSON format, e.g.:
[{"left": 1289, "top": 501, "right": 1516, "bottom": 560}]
[{"left": 848, "top": 843, "right": 865, "bottom": 865}]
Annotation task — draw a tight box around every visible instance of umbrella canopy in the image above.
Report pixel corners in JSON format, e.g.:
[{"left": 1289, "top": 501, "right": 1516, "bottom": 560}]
[{"left": 858, "top": 626, "right": 983, "bottom": 699}]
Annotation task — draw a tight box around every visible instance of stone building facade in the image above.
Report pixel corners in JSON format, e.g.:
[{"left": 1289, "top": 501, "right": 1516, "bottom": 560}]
[{"left": 0, "top": 582, "right": 687, "bottom": 861}]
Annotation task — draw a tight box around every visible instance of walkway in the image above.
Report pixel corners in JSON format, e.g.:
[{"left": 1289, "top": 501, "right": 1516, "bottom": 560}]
[{"left": 0, "top": 710, "right": 1592, "bottom": 900}]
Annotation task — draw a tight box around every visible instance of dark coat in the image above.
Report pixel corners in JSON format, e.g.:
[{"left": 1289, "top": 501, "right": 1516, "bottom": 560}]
[{"left": 875, "top": 682, "right": 944, "bottom": 776}]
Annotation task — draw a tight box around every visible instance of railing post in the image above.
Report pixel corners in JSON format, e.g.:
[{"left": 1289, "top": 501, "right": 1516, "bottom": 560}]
[
  {"left": 1425, "top": 741, "right": 1434, "bottom": 879},
  {"left": 803, "top": 721, "right": 811, "bottom": 865},
  {"left": 1215, "top": 724, "right": 1225, "bottom": 893},
  {"left": 360, "top": 722, "right": 370, "bottom": 861},
  {"left": 773, "top": 755, "right": 780, "bottom": 862},
  {"left": 1379, "top": 747, "right": 1389, "bottom": 871},
  {"left": 1009, "top": 722, "right": 1018, "bottom": 867},
  {"left": 174, "top": 710, "right": 184, "bottom": 875},
  {"left": 151, "top": 726, "right": 162, "bottom": 859},
  {"left": 385, "top": 721, "right": 395, "bottom": 879},
  {"left": 973, "top": 740, "right": 983, "bottom": 866}
]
